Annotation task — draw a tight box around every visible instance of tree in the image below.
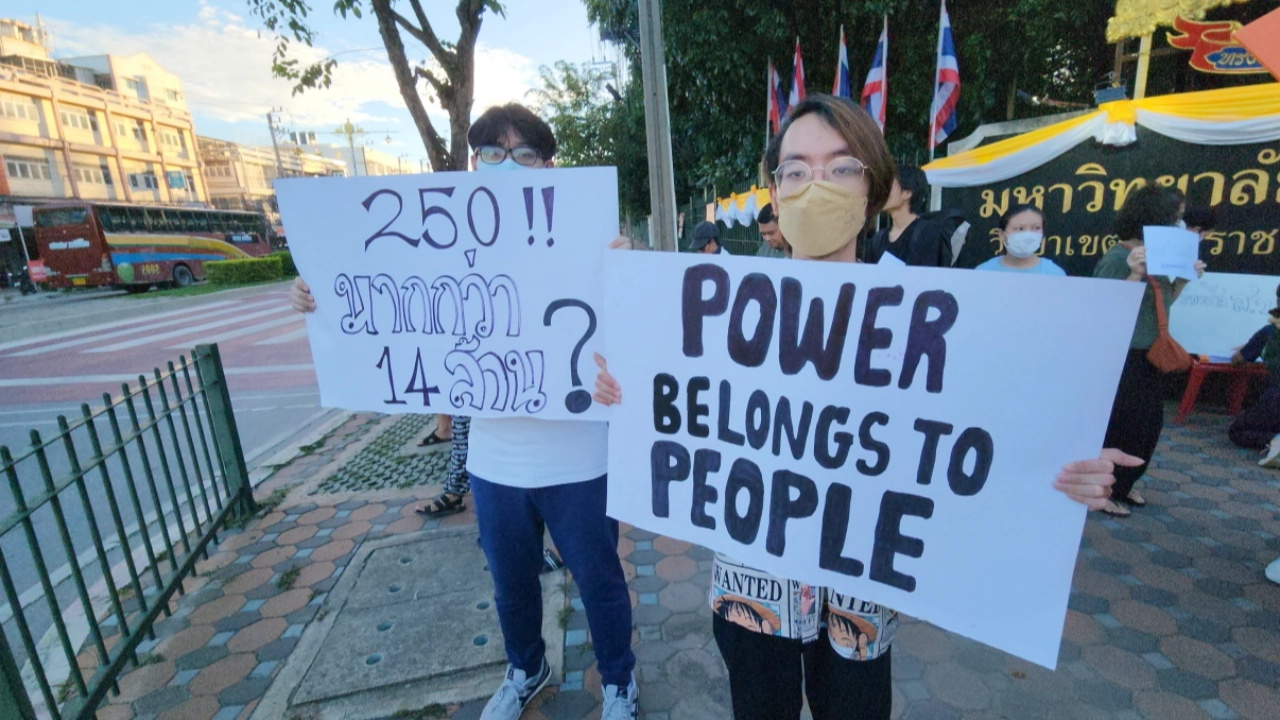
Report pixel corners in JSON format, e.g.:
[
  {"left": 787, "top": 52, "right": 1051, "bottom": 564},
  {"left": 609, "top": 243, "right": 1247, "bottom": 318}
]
[
  {"left": 584, "top": 0, "right": 1120, "bottom": 204},
  {"left": 248, "top": 0, "right": 505, "bottom": 171}
]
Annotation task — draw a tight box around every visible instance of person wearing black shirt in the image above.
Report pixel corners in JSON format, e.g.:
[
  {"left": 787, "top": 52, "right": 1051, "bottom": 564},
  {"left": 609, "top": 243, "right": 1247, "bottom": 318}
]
[{"left": 863, "top": 165, "right": 951, "bottom": 267}]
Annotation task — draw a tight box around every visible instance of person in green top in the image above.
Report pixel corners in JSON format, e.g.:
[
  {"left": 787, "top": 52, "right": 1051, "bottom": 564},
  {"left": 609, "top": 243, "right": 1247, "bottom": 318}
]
[
  {"left": 1093, "top": 184, "right": 1206, "bottom": 518},
  {"left": 755, "top": 203, "right": 790, "bottom": 259}
]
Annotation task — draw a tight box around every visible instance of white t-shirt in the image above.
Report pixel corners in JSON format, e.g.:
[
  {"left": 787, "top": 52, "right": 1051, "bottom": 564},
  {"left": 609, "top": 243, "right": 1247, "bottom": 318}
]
[{"left": 466, "top": 417, "right": 608, "bottom": 488}]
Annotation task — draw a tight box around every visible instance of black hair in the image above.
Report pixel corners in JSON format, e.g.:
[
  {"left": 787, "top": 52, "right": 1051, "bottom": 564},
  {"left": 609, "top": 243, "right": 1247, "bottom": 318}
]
[
  {"left": 715, "top": 599, "right": 765, "bottom": 625},
  {"left": 896, "top": 165, "right": 930, "bottom": 215},
  {"left": 999, "top": 203, "right": 1045, "bottom": 231},
  {"left": 1114, "top": 184, "right": 1185, "bottom": 241},
  {"left": 1184, "top": 206, "right": 1216, "bottom": 231},
  {"left": 467, "top": 103, "right": 557, "bottom": 160},
  {"left": 758, "top": 203, "right": 776, "bottom": 224}
]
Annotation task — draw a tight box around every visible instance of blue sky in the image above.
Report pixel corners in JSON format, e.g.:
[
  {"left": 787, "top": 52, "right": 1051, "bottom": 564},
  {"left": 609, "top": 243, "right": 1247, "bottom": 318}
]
[{"left": 25, "top": 0, "right": 610, "bottom": 168}]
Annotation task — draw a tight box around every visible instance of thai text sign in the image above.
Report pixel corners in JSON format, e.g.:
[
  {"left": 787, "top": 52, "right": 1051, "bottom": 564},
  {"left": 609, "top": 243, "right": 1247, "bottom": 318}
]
[
  {"left": 276, "top": 168, "right": 617, "bottom": 419},
  {"left": 1171, "top": 272, "right": 1280, "bottom": 357},
  {"left": 949, "top": 132, "right": 1280, "bottom": 277},
  {"left": 602, "top": 252, "right": 1143, "bottom": 667}
]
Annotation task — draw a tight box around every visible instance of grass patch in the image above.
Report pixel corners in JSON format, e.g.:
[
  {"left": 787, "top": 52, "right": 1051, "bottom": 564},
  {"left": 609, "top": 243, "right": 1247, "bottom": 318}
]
[
  {"left": 134, "top": 652, "right": 164, "bottom": 667},
  {"left": 276, "top": 565, "right": 302, "bottom": 591},
  {"left": 224, "top": 483, "right": 297, "bottom": 530},
  {"left": 557, "top": 604, "right": 573, "bottom": 631},
  {"left": 125, "top": 278, "right": 284, "bottom": 299},
  {"left": 391, "top": 705, "right": 447, "bottom": 719},
  {"left": 296, "top": 438, "right": 326, "bottom": 456}
]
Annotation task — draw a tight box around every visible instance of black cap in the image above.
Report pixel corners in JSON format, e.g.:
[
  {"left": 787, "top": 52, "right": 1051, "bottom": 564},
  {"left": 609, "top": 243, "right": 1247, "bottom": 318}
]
[{"left": 690, "top": 221, "right": 719, "bottom": 250}]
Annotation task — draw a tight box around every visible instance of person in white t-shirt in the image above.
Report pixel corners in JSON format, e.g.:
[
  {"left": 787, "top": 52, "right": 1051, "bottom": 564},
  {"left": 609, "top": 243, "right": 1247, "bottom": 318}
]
[{"left": 288, "top": 104, "right": 637, "bottom": 720}]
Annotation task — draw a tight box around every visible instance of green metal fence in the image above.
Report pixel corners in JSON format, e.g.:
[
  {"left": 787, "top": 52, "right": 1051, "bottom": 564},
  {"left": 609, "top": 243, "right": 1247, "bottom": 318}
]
[{"left": 0, "top": 343, "right": 257, "bottom": 720}]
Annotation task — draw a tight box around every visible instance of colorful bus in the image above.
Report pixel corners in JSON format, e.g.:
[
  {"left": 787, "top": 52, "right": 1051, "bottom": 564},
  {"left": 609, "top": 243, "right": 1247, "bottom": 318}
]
[{"left": 33, "top": 202, "right": 273, "bottom": 291}]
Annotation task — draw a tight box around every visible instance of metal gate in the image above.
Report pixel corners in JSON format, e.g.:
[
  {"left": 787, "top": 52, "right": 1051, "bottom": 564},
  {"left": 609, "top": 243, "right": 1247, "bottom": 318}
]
[{"left": 0, "top": 343, "right": 258, "bottom": 719}]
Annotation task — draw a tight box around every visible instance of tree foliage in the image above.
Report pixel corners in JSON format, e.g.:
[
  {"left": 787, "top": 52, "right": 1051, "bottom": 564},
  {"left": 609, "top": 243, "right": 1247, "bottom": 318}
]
[
  {"left": 577, "top": 0, "right": 1121, "bottom": 215},
  {"left": 248, "top": 0, "right": 505, "bottom": 171}
]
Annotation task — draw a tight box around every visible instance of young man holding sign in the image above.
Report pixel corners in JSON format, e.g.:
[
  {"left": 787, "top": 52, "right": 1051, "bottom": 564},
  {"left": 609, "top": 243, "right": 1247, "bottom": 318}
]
[
  {"left": 289, "top": 104, "right": 637, "bottom": 720},
  {"left": 594, "top": 95, "right": 1137, "bottom": 720}
]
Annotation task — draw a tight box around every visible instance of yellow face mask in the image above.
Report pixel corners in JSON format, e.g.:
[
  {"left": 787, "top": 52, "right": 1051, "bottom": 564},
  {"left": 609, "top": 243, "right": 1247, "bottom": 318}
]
[{"left": 776, "top": 181, "right": 868, "bottom": 258}]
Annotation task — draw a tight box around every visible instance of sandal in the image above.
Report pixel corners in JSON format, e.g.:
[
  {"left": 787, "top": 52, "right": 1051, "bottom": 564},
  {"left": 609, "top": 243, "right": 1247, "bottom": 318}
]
[
  {"left": 415, "top": 492, "right": 466, "bottom": 516},
  {"left": 1121, "top": 489, "right": 1147, "bottom": 507},
  {"left": 416, "top": 430, "right": 452, "bottom": 448},
  {"left": 1100, "top": 499, "right": 1131, "bottom": 518}
]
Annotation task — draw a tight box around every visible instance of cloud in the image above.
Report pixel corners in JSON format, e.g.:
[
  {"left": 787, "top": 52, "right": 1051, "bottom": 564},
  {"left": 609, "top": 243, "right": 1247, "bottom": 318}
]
[{"left": 43, "top": 2, "right": 541, "bottom": 144}]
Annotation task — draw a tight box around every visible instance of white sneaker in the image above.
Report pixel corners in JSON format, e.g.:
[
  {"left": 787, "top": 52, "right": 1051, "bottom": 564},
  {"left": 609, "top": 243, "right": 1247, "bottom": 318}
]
[
  {"left": 1266, "top": 558, "right": 1280, "bottom": 585},
  {"left": 601, "top": 674, "right": 639, "bottom": 720},
  {"left": 1260, "top": 434, "right": 1280, "bottom": 468},
  {"left": 480, "top": 660, "right": 551, "bottom": 720}
]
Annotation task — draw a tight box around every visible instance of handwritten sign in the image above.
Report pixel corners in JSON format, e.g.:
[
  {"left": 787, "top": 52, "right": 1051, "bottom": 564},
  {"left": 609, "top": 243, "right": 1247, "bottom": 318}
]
[
  {"left": 1143, "top": 226, "right": 1200, "bottom": 281},
  {"left": 601, "top": 252, "right": 1143, "bottom": 667},
  {"left": 276, "top": 168, "right": 618, "bottom": 419},
  {"left": 1172, "top": 271, "right": 1280, "bottom": 356}
]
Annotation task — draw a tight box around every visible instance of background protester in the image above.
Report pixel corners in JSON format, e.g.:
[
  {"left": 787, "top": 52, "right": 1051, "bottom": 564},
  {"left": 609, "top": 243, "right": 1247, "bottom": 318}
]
[
  {"left": 595, "top": 94, "right": 1135, "bottom": 720},
  {"left": 1228, "top": 284, "right": 1280, "bottom": 467},
  {"left": 1093, "top": 185, "right": 1206, "bottom": 518},
  {"left": 862, "top": 165, "right": 952, "bottom": 267},
  {"left": 756, "top": 203, "right": 790, "bottom": 258},
  {"left": 689, "top": 221, "right": 725, "bottom": 254},
  {"left": 975, "top": 204, "right": 1066, "bottom": 275}
]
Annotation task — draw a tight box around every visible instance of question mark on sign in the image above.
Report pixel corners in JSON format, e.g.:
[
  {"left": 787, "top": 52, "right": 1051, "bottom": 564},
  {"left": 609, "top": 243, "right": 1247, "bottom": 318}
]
[{"left": 543, "top": 298, "right": 596, "bottom": 414}]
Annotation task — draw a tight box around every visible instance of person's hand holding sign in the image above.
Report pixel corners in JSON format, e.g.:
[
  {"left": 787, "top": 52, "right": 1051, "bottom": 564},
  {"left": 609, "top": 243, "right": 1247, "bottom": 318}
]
[
  {"left": 1125, "top": 244, "right": 1147, "bottom": 281},
  {"left": 592, "top": 360, "right": 1139, "bottom": 511},
  {"left": 289, "top": 277, "right": 315, "bottom": 313}
]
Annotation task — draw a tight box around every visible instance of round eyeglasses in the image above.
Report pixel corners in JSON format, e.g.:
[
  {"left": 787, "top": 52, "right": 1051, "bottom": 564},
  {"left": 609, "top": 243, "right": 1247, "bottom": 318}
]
[
  {"left": 773, "top": 156, "right": 869, "bottom": 194},
  {"left": 475, "top": 145, "right": 543, "bottom": 167}
]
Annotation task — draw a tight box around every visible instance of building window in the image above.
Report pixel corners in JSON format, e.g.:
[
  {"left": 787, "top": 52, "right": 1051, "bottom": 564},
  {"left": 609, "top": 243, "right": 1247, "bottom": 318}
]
[
  {"left": 60, "top": 109, "right": 95, "bottom": 131},
  {"left": 129, "top": 172, "right": 159, "bottom": 190},
  {"left": 158, "top": 129, "right": 183, "bottom": 148},
  {"left": 115, "top": 120, "right": 146, "bottom": 141},
  {"left": 206, "top": 165, "right": 233, "bottom": 178},
  {"left": 165, "top": 89, "right": 181, "bottom": 102},
  {"left": 0, "top": 95, "right": 40, "bottom": 121},
  {"left": 124, "top": 78, "right": 142, "bottom": 94},
  {"left": 73, "top": 165, "right": 110, "bottom": 185},
  {"left": 4, "top": 157, "right": 52, "bottom": 180}
]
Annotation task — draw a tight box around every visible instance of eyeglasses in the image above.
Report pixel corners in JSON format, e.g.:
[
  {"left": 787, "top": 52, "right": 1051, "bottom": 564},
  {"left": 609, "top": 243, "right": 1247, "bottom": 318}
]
[
  {"left": 773, "top": 156, "right": 869, "bottom": 194},
  {"left": 475, "top": 145, "right": 543, "bottom": 167}
]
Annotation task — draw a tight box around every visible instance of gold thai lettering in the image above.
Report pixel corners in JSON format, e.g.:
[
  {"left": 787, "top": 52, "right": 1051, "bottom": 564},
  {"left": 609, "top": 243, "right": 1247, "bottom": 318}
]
[
  {"left": 1078, "top": 235, "right": 1100, "bottom": 256},
  {"left": 987, "top": 226, "right": 1004, "bottom": 254},
  {"left": 1203, "top": 231, "right": 1225, "bottom": 256},
  {"left": 1075, "top": 163, "right": 1107, "bottom": 176},
  {"left": 1192, "top": 172, "right": 1226, "bottom": 206},
  {"left": 980, "top": 188, "right": 1010, "bottom": 219},
  {"left": 1012, "top": 185, "right": 1045, "bottom": 208},
  {"left": 1156, "top": 174, "right": 1190, "bottom": 194},
  {"left": 1259, "top": 148, "right": 1279, "bottom": 165},
  {"left": 1229, "top": 230, "right": 1248, "bottom": 255},
  {"left": 1047, "top": 183, "right": 1073, "bottom": 213},
  {"left": 1043, "top": 235, "right": 1061, "bottom": 255},
  {"left": 1101, "top": 235, "right": 1120, "bottom": 254},
  {"left": 1078, "top": 181, "right": 1106, "bottom": 212},
  {"left": 1253, "top": 229, "right": 1277, "bottom": 256},
  {"left": 1230, "top": 169, "right": 1269, "bottom": 206},
  {"left": 1110, "top": 178, "right": 1148, "bottom": 211}
]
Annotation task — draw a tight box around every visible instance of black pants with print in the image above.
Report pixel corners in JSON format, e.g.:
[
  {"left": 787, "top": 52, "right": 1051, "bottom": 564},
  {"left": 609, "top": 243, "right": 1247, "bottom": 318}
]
[
  {"left": 1104, "top": 349, "right": 1166, "bottom": 500},
  {"left": 1229, "top": 385, "right": 1280, "bottom": 450},
  {"left": 712, "top": 615, "right": 891, "bottom": 720}
]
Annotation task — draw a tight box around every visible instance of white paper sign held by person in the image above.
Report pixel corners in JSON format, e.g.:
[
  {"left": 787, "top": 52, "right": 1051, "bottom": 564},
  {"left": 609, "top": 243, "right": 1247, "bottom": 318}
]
[{"left": 276, "top": 168, "right": 618, "bottom": 420}]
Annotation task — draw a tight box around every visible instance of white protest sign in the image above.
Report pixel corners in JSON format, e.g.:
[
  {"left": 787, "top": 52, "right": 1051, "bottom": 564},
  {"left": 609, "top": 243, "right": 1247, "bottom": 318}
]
[
  {"left": 1172, "top": 271, "right": 1280, "bottom": 358},
  {"left": 1143, "top": 226, "right": 1200, "bottom": 281},
  {"left": 602, "top": 252, "right": 1143, "bottom": 668},
  {"left": 276, "top": 168, "right": 618, "bottom": 419}
]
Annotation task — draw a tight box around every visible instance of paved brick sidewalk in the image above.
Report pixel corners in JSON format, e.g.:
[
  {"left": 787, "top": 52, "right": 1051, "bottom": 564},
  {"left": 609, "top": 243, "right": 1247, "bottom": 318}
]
[{"left": 91, "top": 408, "right": 1280, "bottom": 720}]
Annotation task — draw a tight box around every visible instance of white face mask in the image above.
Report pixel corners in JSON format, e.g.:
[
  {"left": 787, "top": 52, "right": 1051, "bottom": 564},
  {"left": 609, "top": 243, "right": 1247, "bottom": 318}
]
[{"left": 1005, "top": 231, "right": 1043, "bottom": 258}]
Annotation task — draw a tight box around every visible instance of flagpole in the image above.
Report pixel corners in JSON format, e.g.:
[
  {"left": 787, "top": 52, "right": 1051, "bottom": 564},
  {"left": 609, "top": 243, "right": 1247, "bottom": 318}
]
[{"left": 929, "top": 1, "right": 943, "bottom": 162}]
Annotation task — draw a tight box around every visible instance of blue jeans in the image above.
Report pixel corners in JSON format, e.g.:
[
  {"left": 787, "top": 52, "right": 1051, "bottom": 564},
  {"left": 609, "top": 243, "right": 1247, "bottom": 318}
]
[{"left": 471, "top": 474, "right": 635, "bottom": 687}]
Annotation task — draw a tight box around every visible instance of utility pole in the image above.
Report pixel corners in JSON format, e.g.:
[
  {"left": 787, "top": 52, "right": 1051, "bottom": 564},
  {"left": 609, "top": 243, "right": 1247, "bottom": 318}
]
[
  {"left": 266, "top": 107, "right": 286, "bottom": 179},
  {"left": 638, "top": 0, "right": 677, "bottom": 252},
  {"left": 328, "top": 119, "right": 397, "bottom": 177}
]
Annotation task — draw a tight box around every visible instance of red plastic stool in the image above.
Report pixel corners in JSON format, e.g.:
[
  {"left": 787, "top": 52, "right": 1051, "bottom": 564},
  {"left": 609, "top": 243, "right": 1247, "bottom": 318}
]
[{"left": 1174, "top": 357, "right": 1268, "bottom": 423}]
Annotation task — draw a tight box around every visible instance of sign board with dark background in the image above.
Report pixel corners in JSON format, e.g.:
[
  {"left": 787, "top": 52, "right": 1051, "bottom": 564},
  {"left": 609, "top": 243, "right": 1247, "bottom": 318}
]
[{"left": 947, "top": 129, "right": 1280, "bottom": 277}]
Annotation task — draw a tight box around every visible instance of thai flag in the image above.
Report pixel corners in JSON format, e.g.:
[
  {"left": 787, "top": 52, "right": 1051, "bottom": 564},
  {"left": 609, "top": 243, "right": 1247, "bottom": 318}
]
[
  {"left": 929, "top": 0, "right": 961, "bottom": 151},
  {"left": 861, "top": 16, "right": 888, "bottom": 133},
  {"left": 768, "top": 60, "right": 788, "bottom": 137},
  {"left": 832, "top": 26, "right": 851, "bottom": 99},
  {"left": 789, "top": 38, "right": 806, "bottom": 107}
]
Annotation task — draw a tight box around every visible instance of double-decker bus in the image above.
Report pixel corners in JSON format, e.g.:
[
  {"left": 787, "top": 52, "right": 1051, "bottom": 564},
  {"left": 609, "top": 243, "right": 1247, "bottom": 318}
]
[{"left": 33, "top": 202, "right": 273, "bottom": 291}]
